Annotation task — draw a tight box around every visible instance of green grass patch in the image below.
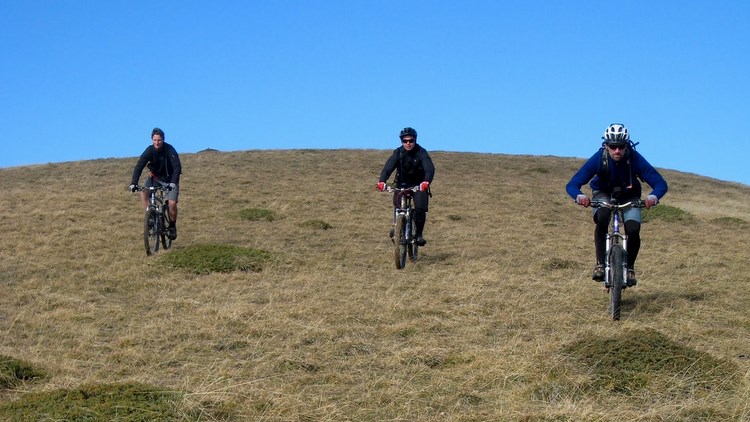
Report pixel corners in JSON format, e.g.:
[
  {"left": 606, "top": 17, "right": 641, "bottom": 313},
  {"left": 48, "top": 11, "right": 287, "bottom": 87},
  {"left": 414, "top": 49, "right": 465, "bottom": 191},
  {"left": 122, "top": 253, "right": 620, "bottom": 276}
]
[
  {"left": 563, "top": 328, "right": 740, "bottom": 397},
  {"left": 239, "top": 208, "right": 277, "bottom": 222},
  {"left": 526, "top": 166, "right": 550, "bottom": 174},
  {"left": 543, "top": 258, "right": 579, "bottom": 270},
  {"left": 299, "top": 219, "right": 332, "bottom": 230},
  {"left": 711, "top": 216, "right": 749, "bottom": 229},
  {"left": 642, "top": 204, "right": 692, "bottom": 223},
  {"left": 0, "top": 383, "right": 184, "bottom": 421},
  {"left": 0, "top": 355, "right": 46, "bottom": 389},
  {"left": 447, "top": 214, "right": 462, "bottom": 221},
  {"left": 161, "top": 244, "right": 272, "bottom": 274}
]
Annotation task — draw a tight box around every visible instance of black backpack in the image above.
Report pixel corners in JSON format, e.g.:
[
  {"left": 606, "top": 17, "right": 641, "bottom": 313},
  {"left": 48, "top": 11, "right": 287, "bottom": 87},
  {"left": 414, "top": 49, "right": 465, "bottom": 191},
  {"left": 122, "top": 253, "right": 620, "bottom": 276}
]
[{"left": 599, "top": 140, "right": 638, "bottom": 185}]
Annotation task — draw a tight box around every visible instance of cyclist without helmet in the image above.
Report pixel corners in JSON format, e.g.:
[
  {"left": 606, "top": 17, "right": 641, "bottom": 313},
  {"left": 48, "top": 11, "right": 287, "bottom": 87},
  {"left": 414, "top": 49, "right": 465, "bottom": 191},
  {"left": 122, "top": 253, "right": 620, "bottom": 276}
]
[
  {"left": 566, "top": 123, "right": 668, "bottom": 286},
  {"left": 129, "top": 127, "right": 182, "bottom": 240},
  {"left": 377, "top": 127, "right": 435, "bottom": 246}
]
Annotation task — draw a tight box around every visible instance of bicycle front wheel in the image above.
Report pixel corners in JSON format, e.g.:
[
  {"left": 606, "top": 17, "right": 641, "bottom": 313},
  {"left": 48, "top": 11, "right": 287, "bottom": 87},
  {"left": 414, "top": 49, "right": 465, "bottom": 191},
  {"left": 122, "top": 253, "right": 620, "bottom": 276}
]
[
  {"left": 394, "top": 215, "right": 407, "bottom": 269},
  {"left": 144, "top": 209, "right": 159, "bottom": 256},
  {"left": 609, "top": 244, "right": 626, "bottom": 320}
]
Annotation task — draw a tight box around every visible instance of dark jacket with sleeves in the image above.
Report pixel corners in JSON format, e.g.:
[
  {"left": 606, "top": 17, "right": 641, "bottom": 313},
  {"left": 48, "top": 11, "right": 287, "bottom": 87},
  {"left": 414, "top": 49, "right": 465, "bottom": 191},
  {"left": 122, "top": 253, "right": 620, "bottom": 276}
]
[
  {"left": 379, "top": 144, "right": 435, "bottom": 187},
  {"left": 130, "top": 142, "right": 182, "bottom": 185},
  {"left": 566, "top": 148, "right": 668, "bottom": 200}
]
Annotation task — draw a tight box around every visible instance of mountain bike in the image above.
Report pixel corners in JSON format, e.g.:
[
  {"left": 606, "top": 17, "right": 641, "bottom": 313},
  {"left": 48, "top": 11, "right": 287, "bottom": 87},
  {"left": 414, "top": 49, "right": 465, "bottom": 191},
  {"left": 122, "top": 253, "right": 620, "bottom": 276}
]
[
  {"left": 135, "top": 185, "right": 173, "bottom": 256},
  {"left": 384, "top": 185, "right": 421, "bottom": 269},
  {"left": 590, "top": 198, "right": 646, "bottom": 320}
]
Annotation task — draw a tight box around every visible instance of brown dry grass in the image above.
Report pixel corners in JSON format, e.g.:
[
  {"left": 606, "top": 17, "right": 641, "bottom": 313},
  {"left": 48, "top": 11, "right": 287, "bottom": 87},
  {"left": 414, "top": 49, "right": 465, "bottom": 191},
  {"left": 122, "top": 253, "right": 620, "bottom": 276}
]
[{"left": 1, "top": 149, "right": 748, "bottom": 420}]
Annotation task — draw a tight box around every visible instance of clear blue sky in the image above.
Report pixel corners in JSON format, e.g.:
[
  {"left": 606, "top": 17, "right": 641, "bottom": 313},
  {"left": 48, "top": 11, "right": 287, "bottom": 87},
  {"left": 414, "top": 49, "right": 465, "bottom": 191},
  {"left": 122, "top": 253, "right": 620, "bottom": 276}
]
[{"left": 2, "top": 1, "right": 748, "bottom": 186}]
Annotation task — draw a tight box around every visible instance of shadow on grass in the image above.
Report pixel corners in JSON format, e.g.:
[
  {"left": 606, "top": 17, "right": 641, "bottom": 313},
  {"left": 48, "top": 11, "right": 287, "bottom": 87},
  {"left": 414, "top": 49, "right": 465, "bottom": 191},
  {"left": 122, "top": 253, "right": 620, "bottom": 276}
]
[{"left": 621, "top": 290, "right": 710, "bottom": 317}]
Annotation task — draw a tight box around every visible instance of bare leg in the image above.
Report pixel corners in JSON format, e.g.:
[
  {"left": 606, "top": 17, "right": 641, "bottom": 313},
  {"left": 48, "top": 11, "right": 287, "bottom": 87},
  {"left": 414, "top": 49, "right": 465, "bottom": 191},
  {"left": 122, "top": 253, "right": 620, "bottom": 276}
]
[
  {"left": 168, "top": 200, "right": 178, "bottom": 224},
  {"left": 140, "top": 191, "right": 150, "bottom": 210}
]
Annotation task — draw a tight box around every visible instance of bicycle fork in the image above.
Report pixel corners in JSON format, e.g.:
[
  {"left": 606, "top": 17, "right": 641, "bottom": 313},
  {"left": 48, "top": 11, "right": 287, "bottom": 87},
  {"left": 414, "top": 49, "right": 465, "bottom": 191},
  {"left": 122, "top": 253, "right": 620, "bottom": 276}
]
[
  {"left": 393, "top": 209, "right": 412, "bottom": 244},
  {"left": 605, "top": 211, "right": 628, "bottom": 288},
  {"left": 404, "top": 210, "right": 413, "bottom": 244}
]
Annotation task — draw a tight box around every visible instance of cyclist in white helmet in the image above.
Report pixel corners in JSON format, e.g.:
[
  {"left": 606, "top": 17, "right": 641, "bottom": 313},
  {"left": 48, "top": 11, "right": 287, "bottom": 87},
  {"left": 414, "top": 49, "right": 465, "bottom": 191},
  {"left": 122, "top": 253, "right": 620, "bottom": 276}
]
[{"left": 566, "top": 123, "right": 668, "bottom": 286}]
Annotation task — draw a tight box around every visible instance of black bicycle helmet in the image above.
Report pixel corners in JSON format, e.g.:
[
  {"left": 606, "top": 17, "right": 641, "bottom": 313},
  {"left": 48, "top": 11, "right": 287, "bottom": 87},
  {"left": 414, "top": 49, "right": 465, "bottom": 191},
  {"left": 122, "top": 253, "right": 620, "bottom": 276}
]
[{"left": 399, "top": 127, "right": 418, "bottom": 140}]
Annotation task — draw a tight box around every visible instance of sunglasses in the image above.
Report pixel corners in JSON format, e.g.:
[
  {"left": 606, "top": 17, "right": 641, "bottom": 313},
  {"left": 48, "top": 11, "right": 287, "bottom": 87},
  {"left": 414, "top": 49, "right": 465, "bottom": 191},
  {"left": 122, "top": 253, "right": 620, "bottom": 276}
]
[
  {"left": 607, "top": 144, "right": 627, "bottom": 151},
  {"left": 401, "top": 138, "right": 416, "bottom": 144}
]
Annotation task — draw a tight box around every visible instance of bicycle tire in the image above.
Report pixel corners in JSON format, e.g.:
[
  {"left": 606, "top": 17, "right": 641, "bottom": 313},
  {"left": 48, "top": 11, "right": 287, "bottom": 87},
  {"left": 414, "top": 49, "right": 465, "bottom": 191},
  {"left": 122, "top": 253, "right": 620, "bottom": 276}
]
[
  {"left": 159, "top": 211, "right": 172, "bottom": 250},
  {"left": 609, "top": 244, "right": 625, "bottom": 320},
  {"left": 144, "top": 209, "right": 159, "bottom": 256},
  {"left": 394, "top": 214, "right": 407, "bottom": 269},
  {"left": 408, "top": 217, "right": 418, "bottom": 262}
]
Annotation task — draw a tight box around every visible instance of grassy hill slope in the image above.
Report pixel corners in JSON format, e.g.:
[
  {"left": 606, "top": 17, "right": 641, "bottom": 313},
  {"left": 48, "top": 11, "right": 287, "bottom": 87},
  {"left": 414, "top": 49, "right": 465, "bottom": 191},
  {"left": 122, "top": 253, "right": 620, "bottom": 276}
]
[{"left": 1, "top": 149, "right": 748, "bottom": 420}]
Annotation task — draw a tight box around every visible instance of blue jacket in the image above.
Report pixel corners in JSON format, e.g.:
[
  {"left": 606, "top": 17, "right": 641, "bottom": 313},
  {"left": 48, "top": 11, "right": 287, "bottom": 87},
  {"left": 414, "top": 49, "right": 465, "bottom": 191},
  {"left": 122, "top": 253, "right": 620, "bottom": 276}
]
[{"left": 566, "top": 147, "right": 668, "bottom": 200}]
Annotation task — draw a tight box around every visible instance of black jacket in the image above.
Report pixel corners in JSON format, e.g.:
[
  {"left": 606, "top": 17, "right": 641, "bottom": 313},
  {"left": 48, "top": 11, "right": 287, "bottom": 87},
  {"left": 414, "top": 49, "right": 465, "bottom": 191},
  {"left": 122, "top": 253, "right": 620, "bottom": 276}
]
[
  {"left": 130, "top": 142, "right": 182, "bottom": 185},
  {"left": 379, "top": 144, "right": 435, "bottom": 187}
]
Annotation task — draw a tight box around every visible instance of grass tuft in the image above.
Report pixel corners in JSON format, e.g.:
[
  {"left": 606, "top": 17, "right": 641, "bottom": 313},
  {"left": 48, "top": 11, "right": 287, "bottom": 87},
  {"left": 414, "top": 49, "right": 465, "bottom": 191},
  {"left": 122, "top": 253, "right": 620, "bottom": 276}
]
[
  {"left": 710, "top": 216, "right": 748, "bottom": 229},
  {"left": 543, "top": 258, "right": 579, "bottom": 270},
  {"left": 0, "top": 383, "right": 183, "bottom": 421},
  {"left": 239, "top": 208, "right": 277, "bottom": 221},
  {"left": 160, "top": 244, "right": 272, "bottom": 274},
  {"left": 526, "top": 166, "right": 550, "bottom": 174},
  {"left": 642, "top": 204, "right": 692, "bottom": 223},
  {"left": 563, "top": 328, "right": 740, "bottom": 397},
  {"left": 299, "top": 219, "right": 332, "bottom": 230},
  {"left": 0, "top": 356, "right": 46, "bottom": 389}
]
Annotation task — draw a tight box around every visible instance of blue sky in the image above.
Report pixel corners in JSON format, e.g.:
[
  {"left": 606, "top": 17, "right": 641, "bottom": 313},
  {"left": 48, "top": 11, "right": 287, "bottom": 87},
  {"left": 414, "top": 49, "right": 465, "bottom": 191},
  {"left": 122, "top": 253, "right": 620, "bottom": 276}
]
[{"left": 2, "top": 1, "right": 748, "bottom": 186}]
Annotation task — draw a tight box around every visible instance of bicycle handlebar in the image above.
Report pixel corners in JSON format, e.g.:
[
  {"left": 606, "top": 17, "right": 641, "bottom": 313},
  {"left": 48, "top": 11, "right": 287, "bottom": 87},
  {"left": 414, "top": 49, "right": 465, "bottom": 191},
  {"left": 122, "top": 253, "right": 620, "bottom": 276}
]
[
  {"left": 590, "top": 200, "right": 646, "bottom": 209},
  {"left": 134, "top": 185, "right": 172, "bottom": 192},
  {"left": 384, "top": 185, "right": 421, "bottom": 193}
]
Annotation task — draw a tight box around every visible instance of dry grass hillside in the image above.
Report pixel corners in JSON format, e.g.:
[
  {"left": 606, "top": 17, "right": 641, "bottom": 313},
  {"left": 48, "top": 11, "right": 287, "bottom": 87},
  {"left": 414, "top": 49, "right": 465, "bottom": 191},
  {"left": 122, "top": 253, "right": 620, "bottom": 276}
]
[{"left": 1, "top": 149, "right": 748, "bottom": 421}]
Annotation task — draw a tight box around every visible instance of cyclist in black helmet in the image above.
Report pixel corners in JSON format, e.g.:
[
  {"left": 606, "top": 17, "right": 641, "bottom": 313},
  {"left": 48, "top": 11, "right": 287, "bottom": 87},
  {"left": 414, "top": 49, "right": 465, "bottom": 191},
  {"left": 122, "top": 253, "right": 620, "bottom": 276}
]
[
  {"left": 129, "top": 127, "right": 182, "bottom": 240},
  {"left": 566, "top": 123, "right": 668, "bottom": 286},
  {"left": 377, "top": 127, "right": 435, "bottom": 246}
]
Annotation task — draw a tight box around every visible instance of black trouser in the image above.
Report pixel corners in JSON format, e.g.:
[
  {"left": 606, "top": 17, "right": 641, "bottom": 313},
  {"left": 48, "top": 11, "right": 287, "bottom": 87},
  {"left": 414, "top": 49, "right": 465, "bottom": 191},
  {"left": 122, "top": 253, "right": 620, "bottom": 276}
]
[{"left": 593, "top": 208, "right": 641, "bottom": 269}]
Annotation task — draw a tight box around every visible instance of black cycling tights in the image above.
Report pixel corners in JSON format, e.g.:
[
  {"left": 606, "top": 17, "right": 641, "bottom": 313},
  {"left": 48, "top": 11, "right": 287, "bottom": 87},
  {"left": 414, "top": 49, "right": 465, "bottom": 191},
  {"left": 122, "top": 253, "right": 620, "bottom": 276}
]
[
  {"left": 594, "top": 208, "right": 641, "bottom": 269},
  {"left": 413, "top": 208, "right": 427, "bottom": 237}
]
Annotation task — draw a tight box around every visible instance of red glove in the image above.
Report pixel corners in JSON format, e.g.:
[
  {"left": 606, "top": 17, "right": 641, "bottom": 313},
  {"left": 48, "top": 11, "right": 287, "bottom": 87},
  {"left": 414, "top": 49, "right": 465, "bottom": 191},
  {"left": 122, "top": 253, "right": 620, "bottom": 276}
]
[
  {"left": 420, "top": 181, "right": 430, "bottom": 192},
  {"left": 645, "top": 195, "right": 658, "bottom": 208},
  {"left": 377, "top": 181, "right": 386, "bottom": 192},
  {"left": 576, "top": 194, "right": 590, "bottom": 207}
]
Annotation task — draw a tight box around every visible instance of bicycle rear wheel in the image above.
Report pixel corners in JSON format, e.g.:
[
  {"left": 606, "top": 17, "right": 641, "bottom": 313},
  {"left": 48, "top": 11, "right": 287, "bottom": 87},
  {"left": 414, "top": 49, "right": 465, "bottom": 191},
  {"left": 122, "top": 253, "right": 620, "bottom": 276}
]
[
  {"left": 394, "top": 215, "right": 407, "bottom": 269},
  {"left": 144, "top": 209, "right": 159, "bottom": 256},
  {"left": 159, "top": 211, "right": 172, "bottom": 250},
  {"left": 408, "top": 218, "right": 418, "bottom": 262},
  {"left": 609, "top": 244, "right": 625, "bottom": 320}
]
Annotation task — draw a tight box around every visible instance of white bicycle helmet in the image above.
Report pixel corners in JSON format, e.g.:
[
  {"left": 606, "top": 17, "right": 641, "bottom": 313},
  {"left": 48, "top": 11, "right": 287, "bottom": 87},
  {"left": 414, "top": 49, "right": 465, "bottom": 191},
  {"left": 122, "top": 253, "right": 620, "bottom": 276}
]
[{"left": 603, "top": 123, "right": 629, "bottom": 144}]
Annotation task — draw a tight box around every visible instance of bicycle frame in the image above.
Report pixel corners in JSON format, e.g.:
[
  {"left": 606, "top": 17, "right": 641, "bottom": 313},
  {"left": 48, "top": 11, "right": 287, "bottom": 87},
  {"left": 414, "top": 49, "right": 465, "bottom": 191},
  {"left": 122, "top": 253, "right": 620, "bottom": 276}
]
[
  {"left": 146, "top": 187, "right": 162, "bottom": 212},
  {"left": 384, "top": 185, "right": 421, "bottom": 269},
  {"left": 394, "top": 190, "right": 415, "bottom": 244},
  {"left": 605, "top": 205, "right": 627, "bottom": 289},
  {"left": 136, "top": 184, "right": 172, "bottom": 255},
  {"left": 591, "top": 198, "right": 644, "bottom": 320}
]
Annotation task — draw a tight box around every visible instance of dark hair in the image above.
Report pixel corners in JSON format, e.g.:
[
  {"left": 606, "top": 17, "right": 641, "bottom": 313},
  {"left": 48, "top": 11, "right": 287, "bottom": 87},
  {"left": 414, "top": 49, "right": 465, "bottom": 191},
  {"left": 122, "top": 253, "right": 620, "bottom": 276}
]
[{"left": 151, "top": 127, "right": 165, "bottom": 140}]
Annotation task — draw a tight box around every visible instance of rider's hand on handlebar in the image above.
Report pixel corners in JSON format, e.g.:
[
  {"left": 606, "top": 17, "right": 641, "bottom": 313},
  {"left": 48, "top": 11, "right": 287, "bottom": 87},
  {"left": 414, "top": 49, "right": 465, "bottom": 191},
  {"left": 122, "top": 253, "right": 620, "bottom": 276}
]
[
  {"left": 129, "top": 184, "right": 138, "bottom": 193},
  {"left": 420, "top": 181, "right": 430, "bottom": 192},
  {"left": 377, "top": 181, "right": 386, "bottom": 192},
  {"left": 168, "top": 183, "right": 176, "bottom": 190},
  {"left": 576, "top": 194, "right": 590, "bottom": 207},
  {"left": 645, "top": 194, "right": 658, "bottom": 208}
]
